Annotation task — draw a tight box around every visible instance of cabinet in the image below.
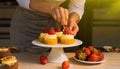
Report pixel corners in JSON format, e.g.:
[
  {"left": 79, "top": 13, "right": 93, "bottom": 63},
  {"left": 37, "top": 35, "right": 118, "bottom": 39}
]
[{"left": 0, "top": 1, "right": 17, "bottom": 46}]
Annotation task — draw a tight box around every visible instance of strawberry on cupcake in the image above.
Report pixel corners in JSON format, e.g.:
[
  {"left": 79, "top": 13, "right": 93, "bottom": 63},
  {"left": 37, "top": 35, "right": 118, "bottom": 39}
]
[
  {"left": 60, "top": 27, "right": 75, "bottom": 44},
  {"left": 44, "top": 28, "right": 58, "bottom": 45}
]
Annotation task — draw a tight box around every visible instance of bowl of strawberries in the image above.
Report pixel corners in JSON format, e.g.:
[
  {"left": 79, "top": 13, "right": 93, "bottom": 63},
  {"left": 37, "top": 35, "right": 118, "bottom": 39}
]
[{"left": 74, "top": 45, "right": 106, "bottom": 64}]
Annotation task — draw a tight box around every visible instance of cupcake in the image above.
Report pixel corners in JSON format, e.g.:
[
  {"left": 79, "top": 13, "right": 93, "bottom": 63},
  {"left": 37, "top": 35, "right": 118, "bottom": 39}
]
[
  {"left": 60, "top": 28, "right": 75, "bottom": 44},
  {"left": 38, "top": 28, "right": 48, "bottom": 43},
  {"left": 1, "top": 56, "right": 18, "bottom": 69},
  {"left": 0, "top": 47, "right": 11, "bottom": 58},
  {"left": 55, "top": 27, "right": 63, "bottom": 42},
  {"left": 44, "top": 28, "right": 58, "bottom": 45}
]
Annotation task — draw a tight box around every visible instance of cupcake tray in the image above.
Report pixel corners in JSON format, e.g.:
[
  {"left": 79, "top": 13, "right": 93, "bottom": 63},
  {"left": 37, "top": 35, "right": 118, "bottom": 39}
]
[{"left": 32, "top": 39, "right": 82, "bottom": 63}]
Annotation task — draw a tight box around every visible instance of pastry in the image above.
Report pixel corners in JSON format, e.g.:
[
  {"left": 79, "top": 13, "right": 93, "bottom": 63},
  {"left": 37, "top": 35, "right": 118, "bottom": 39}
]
[
  {"left": 1, "top": 56, "right": 18, "bottom": 69},
  {"left": 39, "top": 28, "right": 48, "bottom": 43},
  {"left": 60, "top": 28, "right": 75, "bottom": 44},
  {"left": 55, "top": 27, "right": 63, "bottom": 42},
  {"left": 0, "top": 47, "right": 11, "bottom": 58},
  {"left": 44, "top": 28, "right": 58, "bottom": 45}
]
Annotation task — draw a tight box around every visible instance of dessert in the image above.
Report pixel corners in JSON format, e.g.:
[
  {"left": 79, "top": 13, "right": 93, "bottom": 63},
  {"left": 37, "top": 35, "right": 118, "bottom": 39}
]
[
  {"left": 44, "top": 28, "right": 58, "bottom": 45},
  {"left": 0, "top": 47, "right": 11, "bottom": 58},
  {"left": 55, "top": 27, "right": 63, "bottom": 41},
  {"left": 39, "top": 28, "right": 48, "bottom": 43},
  {"left": 60, "top": 28, "right": 75, "bottom": 44},
  {"left": 1, "top": 56, "right": 18, "bottom": 69}
]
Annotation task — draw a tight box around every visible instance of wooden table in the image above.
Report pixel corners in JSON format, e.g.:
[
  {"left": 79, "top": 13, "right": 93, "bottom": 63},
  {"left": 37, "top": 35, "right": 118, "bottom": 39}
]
[{"left": 3, "top": 52, "right": 120, "bottom": 69}]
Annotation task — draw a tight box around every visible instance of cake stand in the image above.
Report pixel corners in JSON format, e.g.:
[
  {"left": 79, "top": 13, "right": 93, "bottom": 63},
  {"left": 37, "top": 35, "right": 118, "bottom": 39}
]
[{"left": 32, "top": 39, "right": 82, "bottom": 63}]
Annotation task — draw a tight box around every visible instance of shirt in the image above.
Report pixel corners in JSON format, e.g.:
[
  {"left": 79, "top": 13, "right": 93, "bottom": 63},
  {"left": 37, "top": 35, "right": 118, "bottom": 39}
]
[{"left": 16, "top": 0, "right": 86, "bottom": 19}]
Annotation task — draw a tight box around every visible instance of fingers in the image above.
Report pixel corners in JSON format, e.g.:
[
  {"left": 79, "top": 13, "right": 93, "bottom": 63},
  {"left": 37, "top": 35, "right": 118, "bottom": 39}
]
[
  {"left": 51, "top": 7, "right": 69, "bottom": 25},
  {"left": 55, "top": 8, "right": 61, "bottom": 22},
  {"left": 64, "top": 9, "right": 69, "bottom": 25},
  {"left": 69, "top": 22, "right": 79, "bottom": 36},
  {"left": 59, "top": 7, "right": 65, "bottom": 25}
]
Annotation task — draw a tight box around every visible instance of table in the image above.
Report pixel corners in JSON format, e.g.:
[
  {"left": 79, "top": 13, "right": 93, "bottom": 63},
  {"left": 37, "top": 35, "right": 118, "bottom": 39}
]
[{"left": 4, "top": 52, "right": 120, "bottom": 69}]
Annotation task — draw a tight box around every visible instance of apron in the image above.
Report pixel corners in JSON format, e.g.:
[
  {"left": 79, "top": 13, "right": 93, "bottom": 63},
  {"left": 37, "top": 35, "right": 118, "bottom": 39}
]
[
  {"left": 10, "top": 6, "right": 60, "bottom": 52},
  {"left": 10, "top": 0, "right": 70, "bottom": 52}
]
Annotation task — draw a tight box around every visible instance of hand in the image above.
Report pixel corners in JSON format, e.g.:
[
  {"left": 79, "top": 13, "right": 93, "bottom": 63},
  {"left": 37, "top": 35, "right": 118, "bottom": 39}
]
[
  {"left": 68, "top": 12, "right": 80, "bottom": 36},
  {"left": 68, "top": 19, "right": 79, "bottom": 36},
  {"left": 50, "top": 7, "right": 68, "bottom": 26}
]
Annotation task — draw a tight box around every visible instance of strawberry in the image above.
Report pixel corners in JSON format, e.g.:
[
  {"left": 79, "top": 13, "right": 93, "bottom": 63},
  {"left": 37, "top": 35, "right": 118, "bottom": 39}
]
[
  {"left": 88, "top": 53, "right": 99, "bottom": 62},
  {"left": 88, "top": 45, "right": 94, "bottom": 51},
  {"left": 40, "top": 55, "right": 48, "bottom": 65},
  {"left": 92, "top": 48, "right": 100, "bottom": 54},
  {"left": 55, "top": 27, "right": 61, "bottom": 32},
  {"left": 48, "top": 28, "right": 55, "bottom": 35},
  {"left": 83, "top": 47, "right": 91, "bottom": 56},
  {"left": 98, "top": 52, "right": 104, "bottom": 61},
  {"left": 63, "top": 27, "right": 71, "bottom": 35},
  {"left": 42, "top": 28, "right": 48, "bottom": 33},
  {"left": 78, "top": 52, "right": 87, "bottom": 61},
  {"left": 75, "top": 50, "right": 81, "bottom": 59},
  {"left": 62, "top": 61, "right": 70, "bottom": 69}
]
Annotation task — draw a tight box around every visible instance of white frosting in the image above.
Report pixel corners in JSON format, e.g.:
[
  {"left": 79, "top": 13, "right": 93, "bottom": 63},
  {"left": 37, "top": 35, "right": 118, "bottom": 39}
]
[
  {"left": 45, "top": 34, "right": 57, "bottom": 39},
  {"left": 62, "top": 34, "right": 74, "bottom": 39},
  {"left": 56, "top": 32, "right": 63, "bottom": 37},
  {"left": 40, "top": 33, "right": 48, "bottom": 38},
  {"left": 1, "top": 56, "right": 17, "bottom": 66}
]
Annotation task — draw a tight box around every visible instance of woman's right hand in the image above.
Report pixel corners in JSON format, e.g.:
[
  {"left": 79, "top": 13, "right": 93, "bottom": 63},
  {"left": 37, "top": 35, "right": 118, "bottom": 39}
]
[{"left": 50, "top": 7, "right": 69, "bottom": 26}]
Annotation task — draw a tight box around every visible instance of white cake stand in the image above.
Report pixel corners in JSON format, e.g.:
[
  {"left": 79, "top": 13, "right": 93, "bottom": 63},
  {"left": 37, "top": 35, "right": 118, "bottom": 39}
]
[{"left": 32, "top": 39, "right": 82, "bottom": 63}]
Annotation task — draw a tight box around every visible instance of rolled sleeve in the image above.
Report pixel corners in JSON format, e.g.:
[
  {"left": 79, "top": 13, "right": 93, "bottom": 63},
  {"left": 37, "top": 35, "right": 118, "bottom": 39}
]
[
  {"left": 16, "top": 0, "right": 30, "bottom": 9},
  {"left": 69, "top": 0, "right": 86, "bottom": 19}
]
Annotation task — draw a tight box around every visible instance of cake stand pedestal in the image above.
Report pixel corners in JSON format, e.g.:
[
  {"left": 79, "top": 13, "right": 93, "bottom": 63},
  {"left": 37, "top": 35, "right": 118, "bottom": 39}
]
[{"left": 32, "top": 39, "right": 82, "bottom": 63}]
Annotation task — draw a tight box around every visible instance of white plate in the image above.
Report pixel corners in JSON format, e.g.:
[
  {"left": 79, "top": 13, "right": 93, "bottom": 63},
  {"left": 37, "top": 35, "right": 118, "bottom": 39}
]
[
  {"left": 32, "top": 39, "right": 83, "bottom": 48},
  {"left": 73, "top": 57, "right": 106, "bottom": 64}
]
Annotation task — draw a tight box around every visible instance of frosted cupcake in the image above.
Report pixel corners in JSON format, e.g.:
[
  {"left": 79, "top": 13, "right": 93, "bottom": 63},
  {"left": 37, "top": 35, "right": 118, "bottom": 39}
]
[
  {"left": 55, "top": 27, "right": 63, "bottom": 42},
  {"left": 39, "top": 28, "right": 48, "bottom": 43},
  {"left": 44, "top": 28, "right": 58, "bottom": 45},
  {"left": 1, "top": 56, "right": 18, "bottom": 69},
  {"left": 60, "top": 28, "right": 75, "bottom": 44},
  {"left": 0, "top": 47, "right": 11, "bottom": 58}
]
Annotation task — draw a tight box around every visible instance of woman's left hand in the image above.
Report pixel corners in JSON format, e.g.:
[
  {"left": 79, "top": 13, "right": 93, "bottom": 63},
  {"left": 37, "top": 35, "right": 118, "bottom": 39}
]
[
  {"left": 68, "top": 20, "right": 79, "bottom": 36},
  {"left": 68, "top": 12, "right": 80, "bottom": 36}
]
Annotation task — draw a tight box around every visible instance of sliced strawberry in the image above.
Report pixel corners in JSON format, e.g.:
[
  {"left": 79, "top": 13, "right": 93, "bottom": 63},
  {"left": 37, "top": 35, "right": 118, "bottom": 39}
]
[
  {"left": 48, "top": 28, "right": 55, "bottom": 35},
  {"left": 63, "top": 27, "right": 71, "bottom": 35},
  {"left": 55, "top": 27, "right": 61, "bottom": 32}
]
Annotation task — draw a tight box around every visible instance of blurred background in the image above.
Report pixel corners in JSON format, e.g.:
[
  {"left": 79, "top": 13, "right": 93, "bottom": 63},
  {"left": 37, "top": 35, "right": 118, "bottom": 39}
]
[{"left": 0, "top": 0, "right": 120, "bottom": 49}]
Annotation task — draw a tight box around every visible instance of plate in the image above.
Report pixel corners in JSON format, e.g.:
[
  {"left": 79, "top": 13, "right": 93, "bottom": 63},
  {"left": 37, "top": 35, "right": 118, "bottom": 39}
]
[
  {"left": 32, "top": 39, "right": 82, "bottom": 48},
  {"left": 73, "top": 57, "right": 106, "bottom": 64}
]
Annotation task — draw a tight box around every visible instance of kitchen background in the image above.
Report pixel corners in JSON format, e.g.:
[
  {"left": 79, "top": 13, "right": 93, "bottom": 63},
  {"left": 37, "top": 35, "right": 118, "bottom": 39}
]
[{"left": 0, "top": 0, "right": 120, "bottom": 49}]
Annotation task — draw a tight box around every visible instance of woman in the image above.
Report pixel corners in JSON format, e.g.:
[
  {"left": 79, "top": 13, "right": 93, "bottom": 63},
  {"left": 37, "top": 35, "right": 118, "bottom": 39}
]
[{"left": 10, "top": 0, "right": 86, "bottom": 53}]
